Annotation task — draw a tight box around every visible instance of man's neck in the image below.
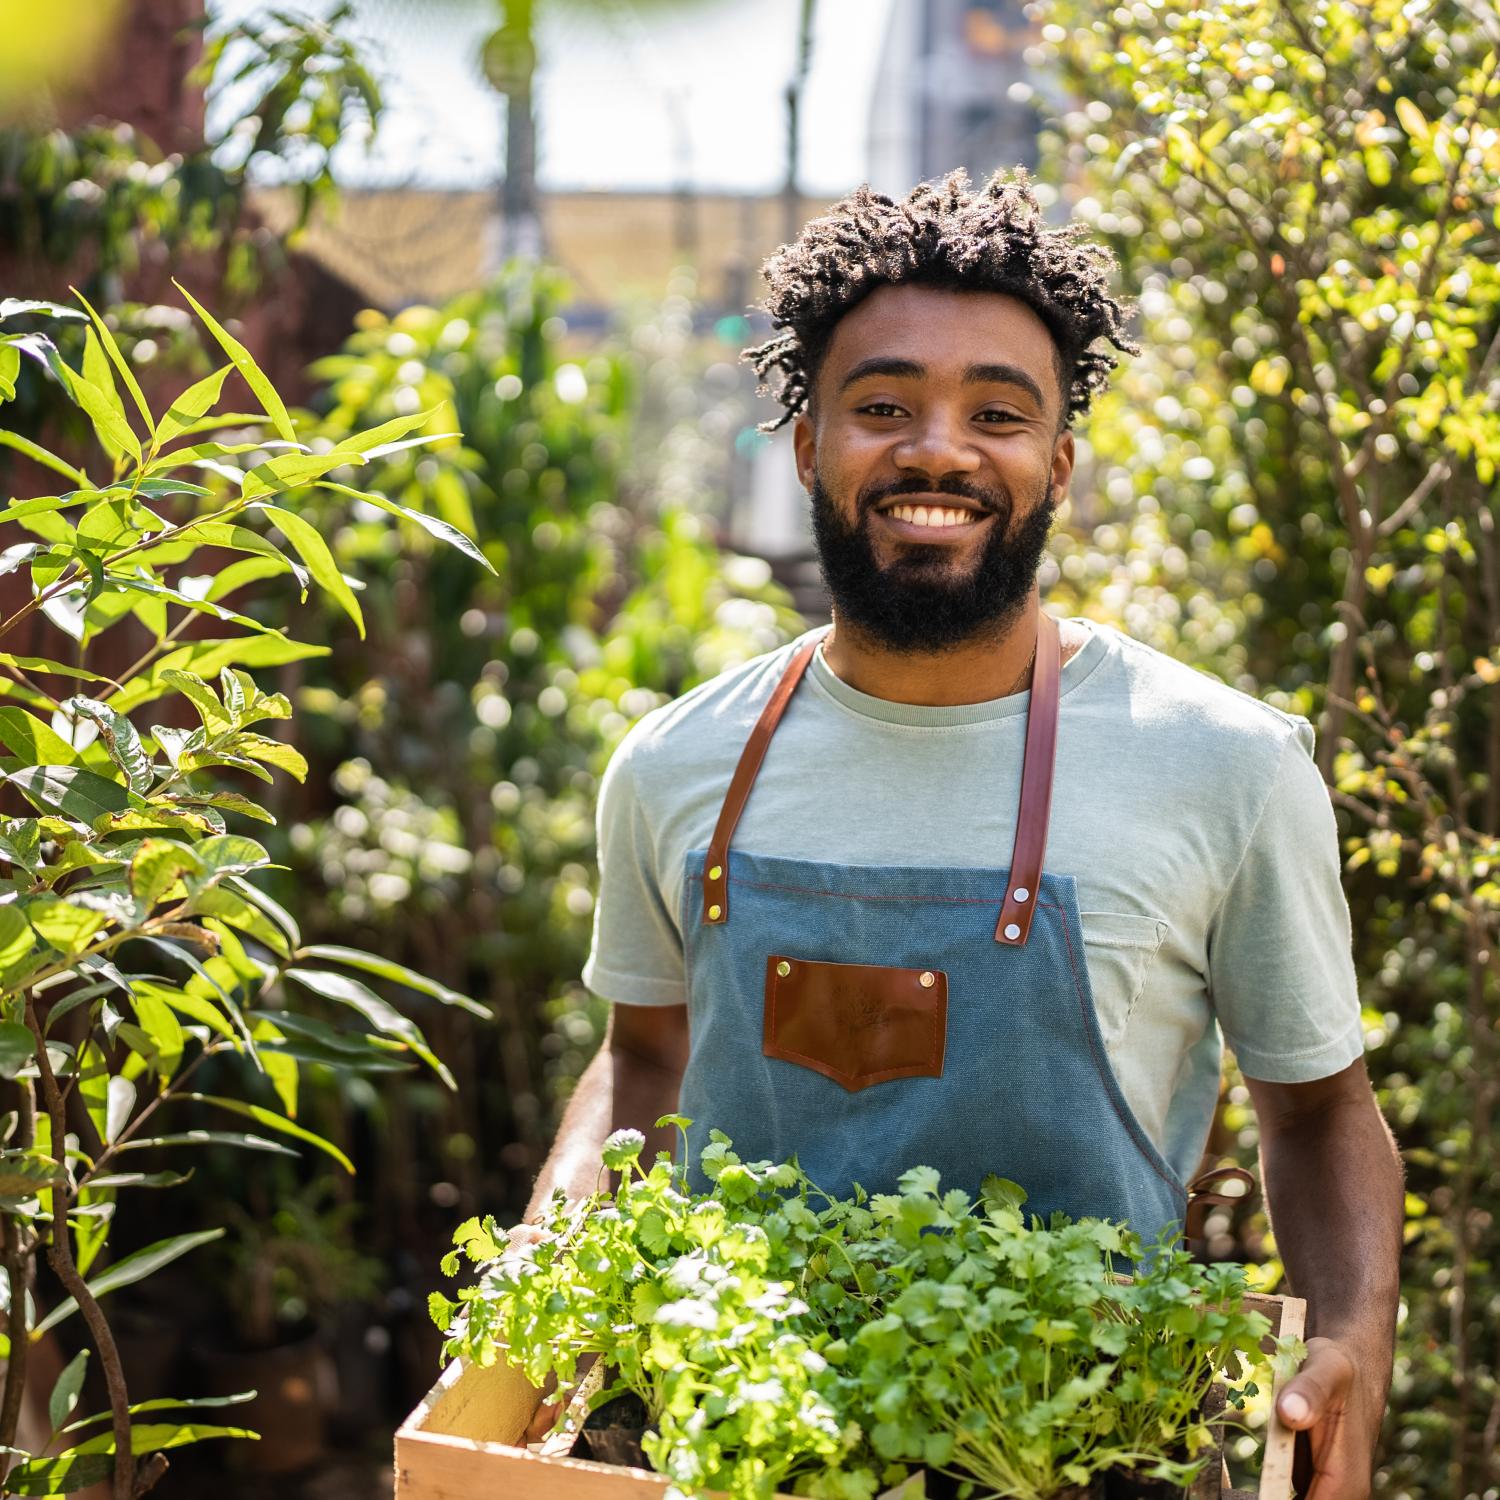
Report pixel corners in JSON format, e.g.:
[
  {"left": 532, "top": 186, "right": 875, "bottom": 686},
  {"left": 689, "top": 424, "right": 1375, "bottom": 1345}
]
[{"left": 819, "top": 595, "right": 1086, "bottom": 707}]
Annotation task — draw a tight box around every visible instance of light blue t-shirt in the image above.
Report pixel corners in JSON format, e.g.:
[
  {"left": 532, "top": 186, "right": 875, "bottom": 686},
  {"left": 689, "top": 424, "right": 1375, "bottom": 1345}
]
[{"left": 582, "top": 615, "right": 1365, "bottom": 1184}]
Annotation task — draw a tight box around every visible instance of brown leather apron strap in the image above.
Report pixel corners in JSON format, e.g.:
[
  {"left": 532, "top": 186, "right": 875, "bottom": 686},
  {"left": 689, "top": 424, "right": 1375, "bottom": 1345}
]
[
  {"left": 703, "top": 612, "right": 1062, "bottom": 944},
  {"left": 701, "top": 631, "right": 827, "bottom": 925},
  {"left": 992, "top": 609, "right": 1060, "bottom": 947}
]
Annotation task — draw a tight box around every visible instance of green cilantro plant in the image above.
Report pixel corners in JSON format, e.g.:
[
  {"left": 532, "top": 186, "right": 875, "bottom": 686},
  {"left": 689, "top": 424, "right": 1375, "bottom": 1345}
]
[{"left": 434, "top": 1124, "right": 1301, "bottom": 1500}]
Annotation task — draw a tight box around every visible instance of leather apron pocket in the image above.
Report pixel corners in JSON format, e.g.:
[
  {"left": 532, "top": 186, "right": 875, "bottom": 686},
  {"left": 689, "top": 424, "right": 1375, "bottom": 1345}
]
[{"left": 762, "top": 954, "right": 947, "bottom": 1092}]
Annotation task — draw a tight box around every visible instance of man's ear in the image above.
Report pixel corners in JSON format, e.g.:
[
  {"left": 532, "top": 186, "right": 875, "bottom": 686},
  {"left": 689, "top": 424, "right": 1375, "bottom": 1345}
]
[
  {"left": 1051, "top": 427, "right": 1075, "bottom": 503},
  {"left": 792, "top": 410, "right": 816, "bottom": 492}
]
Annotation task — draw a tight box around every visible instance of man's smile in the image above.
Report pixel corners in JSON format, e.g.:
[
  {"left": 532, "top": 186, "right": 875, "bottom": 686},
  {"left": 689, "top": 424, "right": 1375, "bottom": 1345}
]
[{"left": 872, "top": 494, "right": 997, "bottom": 544}]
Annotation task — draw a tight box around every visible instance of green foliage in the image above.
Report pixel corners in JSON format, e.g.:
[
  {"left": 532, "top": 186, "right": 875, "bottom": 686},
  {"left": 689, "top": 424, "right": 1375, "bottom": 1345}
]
[
  {"left": 270, "top": 267, "right": 802, "bottom": 1179},
  {"left": 0, "top": 290, "right": 484, "bottom": 1494},
  {"left": 436, "top": 1127, "right": 1293, "bottom": 1500},
  {"left": 1033, "top": 2, "right": 1500, "bottom": 1493}
]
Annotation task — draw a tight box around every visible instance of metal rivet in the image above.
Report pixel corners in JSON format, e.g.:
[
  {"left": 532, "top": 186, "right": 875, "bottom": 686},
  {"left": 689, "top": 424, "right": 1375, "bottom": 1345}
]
[
  {"left": 708, "top": 865, "right": 722, "bottom": 881},
  {"left": 1012, "top": 887, "right": 1030, "bottom": 903},
  {"left": 919, "top": 971, "right": 936, "bottom": 988},
  {"left": 708, "top": 904, "right": 722, "bottom": 921},
  {"left": 1003, "top": 923, "right": 1021, "bottom": 941},
  {"left": 776, "top": 960, "right": 791, "bottom": 977}
]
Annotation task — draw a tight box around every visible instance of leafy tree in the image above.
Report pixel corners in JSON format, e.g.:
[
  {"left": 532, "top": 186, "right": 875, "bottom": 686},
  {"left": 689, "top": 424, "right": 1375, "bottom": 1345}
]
[
  {"left": 0, "top": 288, "right": 485, "bottom": 1497},
  {"left": 1035, "top": 1, "right": 1500, "bottom": 1492}
]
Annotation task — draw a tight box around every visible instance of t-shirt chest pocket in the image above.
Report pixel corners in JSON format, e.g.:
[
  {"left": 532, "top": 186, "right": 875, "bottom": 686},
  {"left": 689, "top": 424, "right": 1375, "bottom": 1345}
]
[{"left": 1078, "top": 912, "right": 1169, "bottom": 1049}]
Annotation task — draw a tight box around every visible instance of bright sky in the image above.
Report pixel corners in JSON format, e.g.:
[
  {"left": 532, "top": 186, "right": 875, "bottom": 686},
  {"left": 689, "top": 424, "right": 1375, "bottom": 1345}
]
[{"left": 210, "top": 0, "right": 898, "bottom": 194}]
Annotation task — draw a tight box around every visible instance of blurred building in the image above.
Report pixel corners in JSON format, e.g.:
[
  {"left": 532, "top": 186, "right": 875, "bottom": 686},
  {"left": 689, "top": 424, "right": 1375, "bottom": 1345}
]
[
  {"left": 867, "top": 0, "right": 1045, "bottom": 191},
  {"left": 250, "top": 185, "right": 830, "bottom": 326}
]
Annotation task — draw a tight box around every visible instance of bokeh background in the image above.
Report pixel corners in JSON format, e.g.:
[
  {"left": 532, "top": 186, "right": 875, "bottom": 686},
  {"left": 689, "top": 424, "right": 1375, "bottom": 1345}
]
[{"left": 1, "top": 1, "right": 1497, "bottom": 1496}]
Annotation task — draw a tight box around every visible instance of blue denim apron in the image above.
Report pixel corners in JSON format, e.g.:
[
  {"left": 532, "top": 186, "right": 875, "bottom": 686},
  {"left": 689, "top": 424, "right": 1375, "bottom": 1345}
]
[{"left": 677, "top": 612, "right": 1190, "bottom": 1247}]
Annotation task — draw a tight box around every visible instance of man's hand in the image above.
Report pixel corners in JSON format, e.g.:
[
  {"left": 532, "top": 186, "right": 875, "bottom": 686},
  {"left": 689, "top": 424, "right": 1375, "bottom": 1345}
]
[{"left": 1277, "top": 1336, "right": 1379, "bottom": 1500}]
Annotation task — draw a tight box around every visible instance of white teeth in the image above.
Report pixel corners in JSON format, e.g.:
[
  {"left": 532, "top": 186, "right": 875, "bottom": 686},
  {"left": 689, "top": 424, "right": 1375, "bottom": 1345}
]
[{"left": 888, "top": 504, "right": 975, "bottom": 528}]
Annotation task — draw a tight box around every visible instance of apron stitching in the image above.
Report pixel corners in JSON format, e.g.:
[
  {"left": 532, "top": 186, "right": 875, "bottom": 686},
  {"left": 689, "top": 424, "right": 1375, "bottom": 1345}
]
[{"left": 1054, "top": 907, "right": 1187, "bottom": 1203}]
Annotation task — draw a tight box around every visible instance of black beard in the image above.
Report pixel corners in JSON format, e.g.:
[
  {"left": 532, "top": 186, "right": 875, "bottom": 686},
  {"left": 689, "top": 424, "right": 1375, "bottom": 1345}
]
[{"left": 808, "top": 471, "right": 1058, "bottom": 653}]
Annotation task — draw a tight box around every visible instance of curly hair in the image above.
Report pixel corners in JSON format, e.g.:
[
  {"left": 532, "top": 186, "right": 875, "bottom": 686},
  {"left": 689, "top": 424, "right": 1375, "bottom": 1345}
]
[{"left": 743, "top": 166, "right": 1139, "bottom": 433}]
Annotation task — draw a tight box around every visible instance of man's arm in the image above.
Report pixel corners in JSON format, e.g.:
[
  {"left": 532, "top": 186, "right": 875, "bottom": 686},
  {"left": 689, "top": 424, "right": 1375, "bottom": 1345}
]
[
  {"left": 1244, "top": 1057, "right": 1403, "bottom": 1500},
  {"left": 520, "top": 1000, "right": 690, "bottom": 1222}
]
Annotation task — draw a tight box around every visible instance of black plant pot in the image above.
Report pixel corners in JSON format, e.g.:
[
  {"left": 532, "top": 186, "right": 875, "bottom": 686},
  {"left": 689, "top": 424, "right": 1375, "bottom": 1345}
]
[{"left": 577, "top": 1388, "right": 654, "bottom": 1469}]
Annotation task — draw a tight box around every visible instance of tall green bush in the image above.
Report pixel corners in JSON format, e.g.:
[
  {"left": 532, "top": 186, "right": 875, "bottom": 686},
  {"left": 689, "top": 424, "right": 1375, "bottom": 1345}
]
[
  {"left": 0, "top": 289, "right": 485, "bottom": 1497},
  {"left": 1035, "top": 2, "right": 1499, "bottom": 1492}
]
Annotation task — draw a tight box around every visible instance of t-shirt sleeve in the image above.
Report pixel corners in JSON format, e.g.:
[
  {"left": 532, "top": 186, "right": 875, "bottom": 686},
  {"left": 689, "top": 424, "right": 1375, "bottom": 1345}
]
[
  {"left": 580, "top": 736, "right": 687, "bottom": 1007},
  {"left": 1208, "top": 718, "right": 1365, "bottom": 1081}
]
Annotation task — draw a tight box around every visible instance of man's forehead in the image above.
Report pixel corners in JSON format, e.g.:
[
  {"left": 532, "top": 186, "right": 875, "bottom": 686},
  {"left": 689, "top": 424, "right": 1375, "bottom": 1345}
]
[{"left": 821, "top": 283, "right": 1057, "bottom": 390}]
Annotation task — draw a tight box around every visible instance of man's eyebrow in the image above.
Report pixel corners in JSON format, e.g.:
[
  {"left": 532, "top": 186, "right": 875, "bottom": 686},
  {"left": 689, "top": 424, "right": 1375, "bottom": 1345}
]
[
  {"left": 837, "top": 356, "right": 1047, "bottom": 410},
  {"left": 963, "top": 363, "right": 1047, "bottom": 408},
  {"left": 838, "top": 357, "right": 926, "bottom": 391}
]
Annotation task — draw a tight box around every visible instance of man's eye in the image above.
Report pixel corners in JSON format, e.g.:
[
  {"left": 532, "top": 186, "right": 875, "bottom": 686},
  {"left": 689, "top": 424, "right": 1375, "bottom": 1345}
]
[
  {"left": 858, "top": 403, "right": 904, "bottom": 418},
  {"left": 977, "top": 410, "right": 1021, "bottom": 424}
]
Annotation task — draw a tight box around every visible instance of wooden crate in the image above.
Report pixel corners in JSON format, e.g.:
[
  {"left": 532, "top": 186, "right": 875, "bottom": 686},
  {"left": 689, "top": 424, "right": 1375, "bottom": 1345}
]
[{"left": 395, "top": 1292, "right": 1305, "bottom": 1500}]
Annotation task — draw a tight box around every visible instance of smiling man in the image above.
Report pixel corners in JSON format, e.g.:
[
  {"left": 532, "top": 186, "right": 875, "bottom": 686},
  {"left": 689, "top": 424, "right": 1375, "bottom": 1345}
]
[{"left": 518, "top": 169, "right": 1402, "bottom": 1499}]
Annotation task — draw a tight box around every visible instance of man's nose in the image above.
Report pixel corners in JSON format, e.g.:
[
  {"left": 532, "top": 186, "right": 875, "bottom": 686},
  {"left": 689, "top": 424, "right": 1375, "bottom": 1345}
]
[{"left": 892, "top": 412, "right": 981, "bottom": 478}]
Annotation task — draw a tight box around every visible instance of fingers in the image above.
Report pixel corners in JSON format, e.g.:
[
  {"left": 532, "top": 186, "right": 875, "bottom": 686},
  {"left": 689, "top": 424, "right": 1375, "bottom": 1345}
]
[{"left": 1278, "top": 1336, "right": 1356, "bottom": 1430}]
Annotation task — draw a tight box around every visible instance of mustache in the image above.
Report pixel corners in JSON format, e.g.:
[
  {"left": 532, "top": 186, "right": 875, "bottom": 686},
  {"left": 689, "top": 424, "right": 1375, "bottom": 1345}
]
[{"left": 856, "top": 476, "right": 1008, "bottom": 516}]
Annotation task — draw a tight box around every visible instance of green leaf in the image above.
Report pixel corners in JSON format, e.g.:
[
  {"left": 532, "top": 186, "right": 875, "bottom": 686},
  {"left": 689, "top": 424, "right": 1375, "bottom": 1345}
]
[
  {"left": 4, "top": 765, "right": 147, "bottom": 822},
  {"left": 131, "top": 985, "right": 185, "bottom": 1078},
  {"left": 0, "top": 432, "right": 89, "bottom": 486},
  {"left": 159, "top": 669, "right": 231, "bottom": 734},
  {"left": 29, "top": 335, "right": 141, "bottom": 465},
  {"left": 4, "top": 492, "right": 93, "bottom": 523},
  {"left": 81, "top": 329, "right": 127, "bottom": 465},
  {"left": 26, "top": 895, "right": 109, "bottom": 957},
  {"left": 155, "top": 364, "right": 232, "bottom": 447},
  {"left": 33, "top": 1228, "right": 224, "bottom": 1337},
  {"left": 192, "top": 834, "right": 270, "bottom": 880},
  {"left": 48, "top": 1349, "right": 89, "bottom": 1434},
  {"left": 85, "top": 1170, "right": 192, "bottom": 1190},
  {"left": 114, "top": 1131, "right": 297, "bottom": 1159},
  {"left": 300, "top": 944, "right": 491, "bottom": 1018},
  {"left": 60, "top": 1391, "right": 255, "bottom": 1436},
  {"left": 61, "top": 697, "right": 153, "bottom": 794},
  {"left": 185, "top": 522, "right": 309, "bottom": 589},
  {"left": 316, "top": 482, "right": 496, "bottom": 575},
  {"left": 128, "top": 838, "right": 204, "bottom": 909},
  {"left": 283, "top": 968, "right": 453, "bottom": 1087},
  {"left": 185, "top": 1093, "right": 353, "bottom": 1173},
  {"left": 174, "top": 280, "right": 296, "bottom": 442},
  {"left": 0, "top": 1149, "right": 64, "bottom": 1197},
  {"left": 0, "top": 342, "right": 18, "bottom": 403},
  {"left": 0, "top": 298, "right": 88, "bottom": 323},
  {"left": 189, "top": 888, "right": 290, "bottom": 958},
  {"left": 0, "top": 653, "right": 108, "bottom": 684},
  {"left": 231, "top": 733, "right": 308, "bottom": 782},
  {"left": 0, "top": 1022, "right": 36, "bottom": 1081},
  {"left": 69, "top": 289, "right": 152, "bottom": 435},
  {"left": 0, "top": 905, "right": 39, "bottom": 987},
  {"left": 63, "top": 1420, "right": 257, "bottom": 1456},
  {"left": 2, "top": 1452, "right": 114, "bottom": 1493},
  {"left": 255, "top": 503, "right": 364, "bottom": 637},
  {"left": 0, "top": 707, "right": 86, "bottom": 767}
]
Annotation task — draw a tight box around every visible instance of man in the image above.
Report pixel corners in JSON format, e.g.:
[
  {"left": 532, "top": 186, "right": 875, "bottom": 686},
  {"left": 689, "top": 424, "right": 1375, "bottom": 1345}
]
[{"left": 515, "top": 169, "right": 1402, "bottom": 1500}]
